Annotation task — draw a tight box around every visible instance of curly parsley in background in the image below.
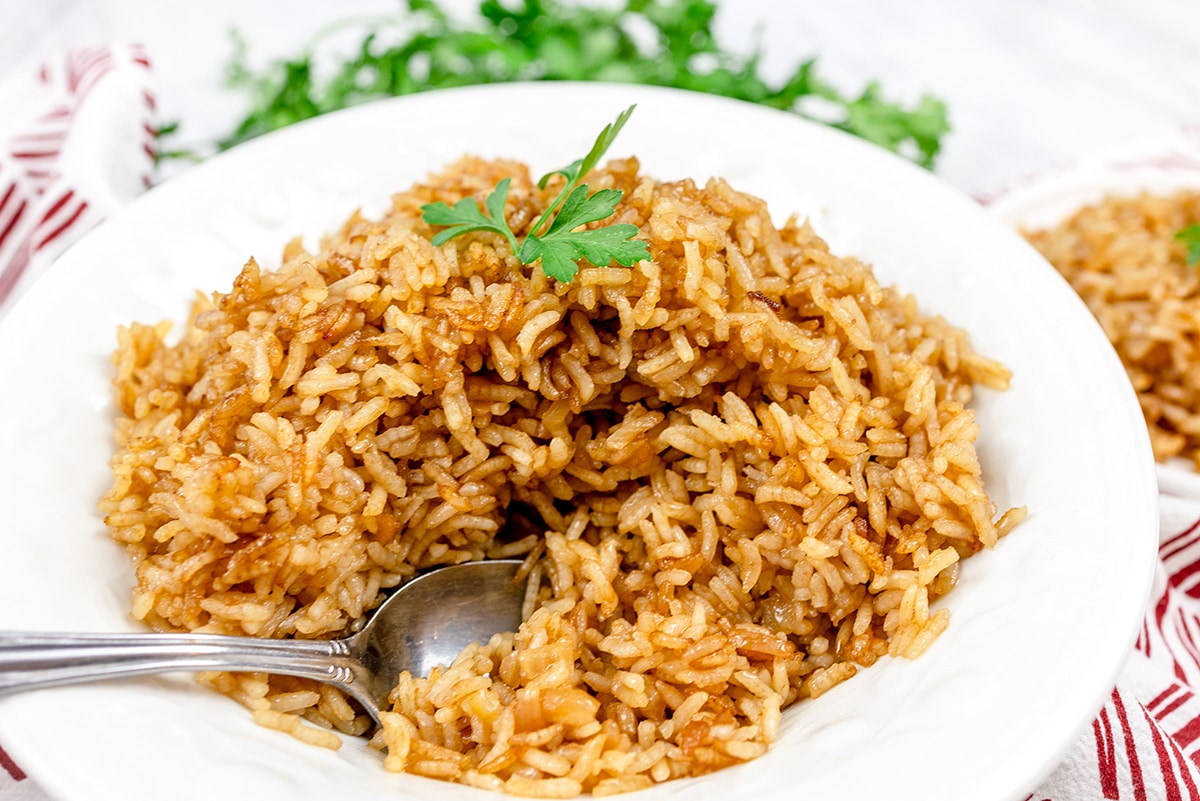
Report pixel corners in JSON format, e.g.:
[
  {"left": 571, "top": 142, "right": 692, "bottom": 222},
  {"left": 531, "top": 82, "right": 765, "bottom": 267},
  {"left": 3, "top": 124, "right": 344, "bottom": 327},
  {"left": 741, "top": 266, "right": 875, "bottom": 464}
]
[{"left": 176, "top": 0, "right": 949, "bottom": 169}]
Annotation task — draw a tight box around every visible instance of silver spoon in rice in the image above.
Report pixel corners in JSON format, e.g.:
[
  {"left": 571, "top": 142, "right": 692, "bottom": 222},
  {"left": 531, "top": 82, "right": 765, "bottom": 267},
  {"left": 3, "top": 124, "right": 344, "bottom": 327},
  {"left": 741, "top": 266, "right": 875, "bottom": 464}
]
[{"left": 0, "top": 559, "right": 527, "bottom": 726}]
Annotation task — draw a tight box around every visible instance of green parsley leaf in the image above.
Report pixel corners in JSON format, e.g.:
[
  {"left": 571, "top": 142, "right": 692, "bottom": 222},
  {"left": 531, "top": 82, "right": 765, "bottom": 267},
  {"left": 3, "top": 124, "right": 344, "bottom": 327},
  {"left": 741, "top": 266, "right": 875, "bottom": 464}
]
[
  {"left": 421, "top": 178, "right": 521, "bottom": 255},
  {"left": 522, "top": 224, "right": 648, "bottom": 281},
  {"left": 420, "top": 106, "right": 650, "bottom": 282},
  {"left": 537, "top": 105, "right": 636, "bottom": 193},
  {"left": 835, "top": 88, "right": 950, "bottom": 170},
  {"left": 1176, "top": 224, "right": 1200, "bottom": 266},
  {"left": 542, "top": 186, "right": 627, "bottom": 234},
  {"left": 150, "top": 119, "right": 203, "bottom": 165},
  {"left": 518, "top": 237, "right": 585, "bottom": 282}
]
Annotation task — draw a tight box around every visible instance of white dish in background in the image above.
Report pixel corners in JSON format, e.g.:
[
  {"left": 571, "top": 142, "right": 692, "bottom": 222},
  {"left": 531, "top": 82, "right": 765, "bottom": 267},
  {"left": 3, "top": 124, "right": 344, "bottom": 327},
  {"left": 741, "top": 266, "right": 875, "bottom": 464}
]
[
  {"left": 0, "top": 83, "right": 1159, "bottom": 801},
  {"left": 986, "top": 129, "right": 1200, "bottom": 230},
  {"left": 987, "top": 129, "right": 1200, "bottom": 493}
]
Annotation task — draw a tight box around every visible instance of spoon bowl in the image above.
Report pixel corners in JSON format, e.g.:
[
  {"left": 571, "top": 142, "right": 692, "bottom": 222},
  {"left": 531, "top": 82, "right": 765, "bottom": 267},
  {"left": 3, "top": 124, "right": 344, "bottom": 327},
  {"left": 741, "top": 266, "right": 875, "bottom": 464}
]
[{"left": 0, "top": 559, "right": 527, "bottom": 724}]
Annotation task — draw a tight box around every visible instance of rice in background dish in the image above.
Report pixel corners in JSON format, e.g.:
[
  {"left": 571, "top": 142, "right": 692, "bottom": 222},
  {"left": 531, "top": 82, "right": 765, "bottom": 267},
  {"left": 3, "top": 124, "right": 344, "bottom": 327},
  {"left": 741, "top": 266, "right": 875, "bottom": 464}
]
[
  {"left": 1024, "top": 190, "right": 1200, "bottom": 469},
  {"left": 100, "top": 156, "right": 1021, "bottom": 796}
]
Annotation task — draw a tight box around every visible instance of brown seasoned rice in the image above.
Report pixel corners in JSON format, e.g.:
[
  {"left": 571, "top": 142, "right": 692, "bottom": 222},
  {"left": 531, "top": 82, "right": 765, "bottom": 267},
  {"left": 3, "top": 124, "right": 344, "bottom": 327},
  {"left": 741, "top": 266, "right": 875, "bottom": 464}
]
[
  {"left": 100, "top": 154, "right": 1022, "bottom": 795},
  {"left": 1023, "top": 190, "right": 1200, "bottom": 468}
]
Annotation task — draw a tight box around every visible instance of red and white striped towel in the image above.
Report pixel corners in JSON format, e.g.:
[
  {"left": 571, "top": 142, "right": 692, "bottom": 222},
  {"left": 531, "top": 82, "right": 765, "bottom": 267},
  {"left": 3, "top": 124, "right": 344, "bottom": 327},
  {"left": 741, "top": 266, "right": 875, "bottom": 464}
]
[
  {"left": 1028, "top": 488, "right": 1200, "bottom": 801},
  {"left": 0, "top": 44, "right": 156, "bottom": 313},
  {"left": 3, "top": 46, "right": 1200, "bottom": 801}
]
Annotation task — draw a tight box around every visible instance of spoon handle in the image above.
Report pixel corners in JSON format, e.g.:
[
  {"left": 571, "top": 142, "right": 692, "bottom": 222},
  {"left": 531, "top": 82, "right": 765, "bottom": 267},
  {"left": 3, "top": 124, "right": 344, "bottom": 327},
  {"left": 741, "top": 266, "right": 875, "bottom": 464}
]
[{"left": 0, "top": 631, "right": 359, "bottom": 694}]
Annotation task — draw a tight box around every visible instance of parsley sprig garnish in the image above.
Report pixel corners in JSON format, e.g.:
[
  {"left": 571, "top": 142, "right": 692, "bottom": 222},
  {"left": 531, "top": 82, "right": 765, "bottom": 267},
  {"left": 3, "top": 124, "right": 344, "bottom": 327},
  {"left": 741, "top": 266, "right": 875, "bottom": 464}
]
[
  {"left": 1176, "top": 224, "right": 1200, "bottom": 266},
  {"left": 420, "top": 105, "right": 649, "bottom": 283}
]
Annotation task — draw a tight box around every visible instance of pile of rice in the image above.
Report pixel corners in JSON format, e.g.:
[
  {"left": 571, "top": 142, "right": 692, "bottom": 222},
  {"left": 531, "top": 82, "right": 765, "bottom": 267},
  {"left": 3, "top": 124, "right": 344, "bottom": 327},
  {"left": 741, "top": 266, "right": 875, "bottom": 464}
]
[
  {"left": 1024, "top": 190, "right": 1200, "bottom": 468},
  {"left": 100, "top": 155, "right": 1021, "bottom": 797}
]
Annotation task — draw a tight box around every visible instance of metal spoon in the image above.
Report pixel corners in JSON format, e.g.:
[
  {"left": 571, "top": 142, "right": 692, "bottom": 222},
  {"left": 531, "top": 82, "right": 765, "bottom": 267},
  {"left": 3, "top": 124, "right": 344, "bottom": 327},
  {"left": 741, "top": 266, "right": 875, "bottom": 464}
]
[{"left": 0, "top": 559, "right": 527, "bottom": 725}]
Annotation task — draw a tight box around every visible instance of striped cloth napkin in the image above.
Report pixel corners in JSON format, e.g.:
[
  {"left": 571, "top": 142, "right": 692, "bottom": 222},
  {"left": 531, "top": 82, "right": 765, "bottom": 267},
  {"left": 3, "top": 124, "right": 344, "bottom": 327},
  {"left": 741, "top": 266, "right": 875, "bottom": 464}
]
[
  {"left": 1031, "top": 481, "right": 1200, "bottom": 801},
  {"left": 3, "top": 45, "right": 1200, "bottom": 801},
  {"left": 0, "top": 44, "right": 156, "bottom": 314}
]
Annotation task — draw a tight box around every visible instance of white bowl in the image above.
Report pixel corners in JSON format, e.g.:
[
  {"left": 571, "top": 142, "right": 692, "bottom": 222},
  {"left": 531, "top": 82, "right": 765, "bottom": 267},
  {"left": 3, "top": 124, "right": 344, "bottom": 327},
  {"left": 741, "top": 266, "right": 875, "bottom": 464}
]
[
  {"left": 987, "top": 130, "right": 1200, "bottom": 495},
  {"left": 987, "top": 131, "right": 1200, "bottom": 229},
  {"left": 0, "top": 83, "right": 1159, "bottom": 801}
]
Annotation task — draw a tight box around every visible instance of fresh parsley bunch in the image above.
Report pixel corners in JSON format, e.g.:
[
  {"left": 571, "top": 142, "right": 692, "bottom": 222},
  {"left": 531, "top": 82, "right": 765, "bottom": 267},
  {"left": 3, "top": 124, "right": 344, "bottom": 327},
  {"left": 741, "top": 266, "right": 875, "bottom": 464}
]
[
  {"left": 199, "top": 0, "right": 950, "bottom": 169},
  {"left": 420, "top": 106, "right": 649, "bottom": 282}
]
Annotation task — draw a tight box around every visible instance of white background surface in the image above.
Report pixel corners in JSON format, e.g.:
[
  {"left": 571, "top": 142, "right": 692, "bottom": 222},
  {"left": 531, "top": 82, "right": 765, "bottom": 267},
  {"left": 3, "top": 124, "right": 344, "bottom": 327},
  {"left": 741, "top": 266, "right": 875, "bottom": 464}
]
[{"left": 3, "top": 0, "right": 1199, "bottom": 198}]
